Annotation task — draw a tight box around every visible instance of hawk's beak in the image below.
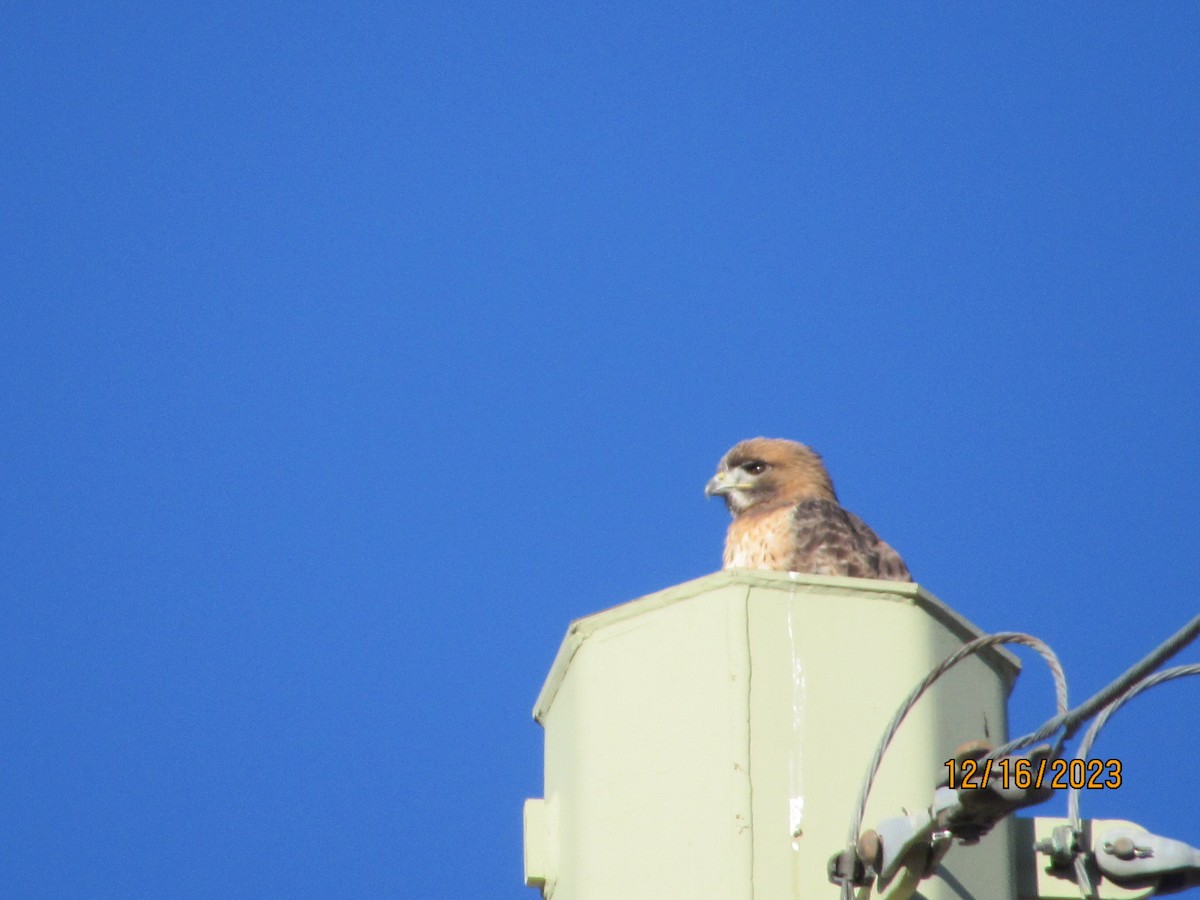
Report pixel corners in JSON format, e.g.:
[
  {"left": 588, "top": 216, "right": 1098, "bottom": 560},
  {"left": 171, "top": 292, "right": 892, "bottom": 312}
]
[{"left": 705, "top": 471, "right": 747, "bottom": 498}]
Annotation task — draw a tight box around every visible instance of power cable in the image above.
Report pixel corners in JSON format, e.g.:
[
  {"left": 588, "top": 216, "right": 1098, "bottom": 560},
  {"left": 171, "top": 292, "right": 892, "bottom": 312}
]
[
  {"left": 839, "top": 632, "right": 1068, "bottom": 898},
  {"left": 1065, "top": 663, "right": 1200, "bottom": 899},
  {"left": 836, "top": 613, "right": 1200, "bottom": 897},
  {"left": 989, "top": 613, "right": 1200, "bottom": 760}
]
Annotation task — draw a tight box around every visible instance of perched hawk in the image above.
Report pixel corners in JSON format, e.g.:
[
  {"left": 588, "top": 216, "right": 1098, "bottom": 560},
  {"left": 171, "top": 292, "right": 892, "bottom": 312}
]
[{"left": 705, "top": 437, "right": 912, "bottom": 581}]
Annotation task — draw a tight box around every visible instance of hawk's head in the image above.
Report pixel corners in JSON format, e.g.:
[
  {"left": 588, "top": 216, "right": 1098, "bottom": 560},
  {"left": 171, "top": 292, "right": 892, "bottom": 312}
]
[{"left": 705, "top": 437, "right": 837, "bottom": 516}]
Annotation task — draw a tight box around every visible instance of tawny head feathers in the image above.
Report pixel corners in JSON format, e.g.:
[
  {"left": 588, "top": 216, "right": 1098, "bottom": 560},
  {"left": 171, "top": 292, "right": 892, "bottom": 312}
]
[
  {"left": 704, "top": 437, "right": 837, "bottom": 516},
  {"left": 705, "top": 437, "right": 913, "bottom": 581}
]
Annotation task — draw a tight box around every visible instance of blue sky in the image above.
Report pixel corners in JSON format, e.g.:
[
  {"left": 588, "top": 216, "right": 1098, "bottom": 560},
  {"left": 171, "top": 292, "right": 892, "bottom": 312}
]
[{"left": 4, "top": 3, "right": 1198, "bottom": 897}]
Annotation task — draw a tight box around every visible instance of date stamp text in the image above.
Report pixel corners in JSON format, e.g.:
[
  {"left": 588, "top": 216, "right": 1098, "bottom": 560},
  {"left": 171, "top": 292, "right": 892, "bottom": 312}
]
[{"left": 944, "top": 757, "right": 1123, "bottom": 791}]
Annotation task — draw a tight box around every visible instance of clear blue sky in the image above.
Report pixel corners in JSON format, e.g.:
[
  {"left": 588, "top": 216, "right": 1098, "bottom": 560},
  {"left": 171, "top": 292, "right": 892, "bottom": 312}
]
[{"left": 4, "top": 3, "right": 1198, "bottom": 897}]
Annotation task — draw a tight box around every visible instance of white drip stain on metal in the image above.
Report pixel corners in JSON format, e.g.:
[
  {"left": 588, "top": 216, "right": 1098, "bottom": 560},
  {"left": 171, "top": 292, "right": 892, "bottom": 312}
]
[{"left": 786, "top": 574, "right": 807, "bottom": 845}]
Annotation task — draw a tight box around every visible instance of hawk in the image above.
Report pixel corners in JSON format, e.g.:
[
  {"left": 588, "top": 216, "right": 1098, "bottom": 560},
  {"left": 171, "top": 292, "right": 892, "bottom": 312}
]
[{"left": 705, "top": 437, "right": 912, "bottom": 581}]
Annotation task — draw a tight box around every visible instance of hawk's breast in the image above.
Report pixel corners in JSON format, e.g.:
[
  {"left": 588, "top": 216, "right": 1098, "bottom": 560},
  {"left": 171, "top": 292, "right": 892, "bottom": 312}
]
[{"left": 723, "top": 505, "right": 796, "bottom": 570}]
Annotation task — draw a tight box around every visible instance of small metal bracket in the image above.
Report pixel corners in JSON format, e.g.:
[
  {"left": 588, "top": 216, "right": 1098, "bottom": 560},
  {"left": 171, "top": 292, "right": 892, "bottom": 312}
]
[
  {"left": 1094, "top": 825, "right": 1200, "bottom": 895},
  {"left": 933, "top": 744, "right": 1057, "bottom": 844},
  {"left": 1034, "top": 823, "right": 1082, "bottom": 871}
]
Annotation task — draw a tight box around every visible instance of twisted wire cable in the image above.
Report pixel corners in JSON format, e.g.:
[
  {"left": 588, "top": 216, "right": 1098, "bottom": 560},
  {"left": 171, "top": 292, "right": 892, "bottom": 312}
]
[
  {"left": 836, "top": 615, "right": 1199, "bottom": 900},
  {"left": 1067, "top": 662, "right": 1200, "bottom": 830},
  {"left": 840, "top": 631, "right": 1068, "bottom": 899},
  {"left": 990, "top": 613, "right": 1200, "bottom": 760},
  {"left": 1064, "top": 663, "right": 1200, "bottom": 899}
]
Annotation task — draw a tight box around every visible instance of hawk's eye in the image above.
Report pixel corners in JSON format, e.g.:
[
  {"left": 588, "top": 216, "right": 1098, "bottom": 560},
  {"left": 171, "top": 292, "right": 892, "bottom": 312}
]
[{"left": 742, "top": 461, "right": 767, "bottom": 475}]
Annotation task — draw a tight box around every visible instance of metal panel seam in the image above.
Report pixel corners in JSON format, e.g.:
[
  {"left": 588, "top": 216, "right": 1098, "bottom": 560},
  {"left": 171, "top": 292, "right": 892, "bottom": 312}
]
[{"left": 740, "top": 583, "right": 757, "bottom": 900}]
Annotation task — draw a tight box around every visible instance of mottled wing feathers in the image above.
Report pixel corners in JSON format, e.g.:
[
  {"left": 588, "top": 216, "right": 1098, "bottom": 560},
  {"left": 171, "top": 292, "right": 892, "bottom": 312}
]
[{"left": 788, "top": 499, "right": 912, "bottom": 581}]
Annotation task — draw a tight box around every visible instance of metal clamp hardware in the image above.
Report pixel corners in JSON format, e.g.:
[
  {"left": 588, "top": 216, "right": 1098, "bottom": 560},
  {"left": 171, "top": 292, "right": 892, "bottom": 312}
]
[{"left": 1094, "top": 826, "right": 1200, "bottom": 895}]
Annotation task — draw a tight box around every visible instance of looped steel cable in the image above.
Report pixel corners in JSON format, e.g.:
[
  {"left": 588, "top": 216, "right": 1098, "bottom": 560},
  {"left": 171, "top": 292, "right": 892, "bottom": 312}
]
[
  {"left": 835, "top": 614, "right": 1200, "bottom": 900},
  {"left": 990, "top": 614, "right": 1200, "bottom": 760},
  {"left": 1065, "top": 663, "right": 1200, "bottom": 899},
  {"left": 839, "top": 631, "right": 1068, "bottom": 899}
]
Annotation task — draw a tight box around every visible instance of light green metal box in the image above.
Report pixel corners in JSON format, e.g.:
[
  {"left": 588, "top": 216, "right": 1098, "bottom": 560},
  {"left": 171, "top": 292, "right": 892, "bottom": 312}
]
[{"left": 526, "top": 570, "right": 1021, "bottom": 899}]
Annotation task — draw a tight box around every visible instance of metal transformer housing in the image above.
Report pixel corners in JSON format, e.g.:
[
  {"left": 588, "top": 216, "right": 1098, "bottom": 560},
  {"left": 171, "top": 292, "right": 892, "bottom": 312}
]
[{"left": 525, "top": 570, "right": 1021, "bottom": 900}]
